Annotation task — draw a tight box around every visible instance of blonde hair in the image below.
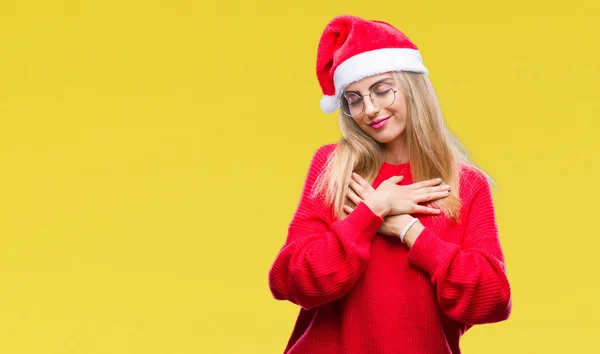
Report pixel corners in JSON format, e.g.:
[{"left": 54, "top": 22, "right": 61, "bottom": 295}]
[{"left": 312, "top": 71, "right": 477, "bottom": 221}]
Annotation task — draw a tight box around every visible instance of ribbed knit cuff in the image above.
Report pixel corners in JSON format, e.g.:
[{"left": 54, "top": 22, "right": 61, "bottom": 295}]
[
  {"left": 406, "top": 228, "right": 460, "bottom": 277},
  {"left": 334, "top": 201, "right": 384, "bottom": 246}
]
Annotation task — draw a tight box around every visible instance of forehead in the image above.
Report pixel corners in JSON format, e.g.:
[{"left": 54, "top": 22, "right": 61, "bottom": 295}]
[{"left": 344, "top": 72, "right": 394, "bottom": 91}]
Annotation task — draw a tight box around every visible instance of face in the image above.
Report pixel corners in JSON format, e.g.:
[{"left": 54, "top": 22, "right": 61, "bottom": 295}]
[{"left": 342, "top": 73, "right": 408, "bottom": 145}]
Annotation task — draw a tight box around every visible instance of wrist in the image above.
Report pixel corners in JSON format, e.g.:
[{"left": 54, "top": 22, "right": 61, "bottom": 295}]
[
  {"left": 392, "top": 214, "right": 413, "bottom": 236},
  {"left": 364, "top": 193, "right": 389, "bottom": 218},
  {"left": 398, "top": 216, "right": 417, "bottom": 243},
  {"left": 402, "top": 220, "right": 424, "bottom": 248}
]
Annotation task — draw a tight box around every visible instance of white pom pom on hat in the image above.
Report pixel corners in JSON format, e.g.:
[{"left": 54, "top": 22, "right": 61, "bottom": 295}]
[
  {"left": 320, "top": 95, "right": 339, "bottom": 114},
  {"left": 316, "top": 15, "right": 428, "bottom": 114}
]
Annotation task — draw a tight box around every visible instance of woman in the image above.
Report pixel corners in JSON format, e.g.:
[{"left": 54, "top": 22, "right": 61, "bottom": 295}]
[{"left": 268, "top": 15, "right": 511, "bottom": 354}]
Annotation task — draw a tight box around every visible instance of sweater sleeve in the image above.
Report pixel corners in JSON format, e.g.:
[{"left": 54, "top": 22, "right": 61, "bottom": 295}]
[
  {"left": 268, "top": 145, "right": 384, "bottom": 310},
  {"left": 407, "top": 169, "right": 512, "bottom": 325}
]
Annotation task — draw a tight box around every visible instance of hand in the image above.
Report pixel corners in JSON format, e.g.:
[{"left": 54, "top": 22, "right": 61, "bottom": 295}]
[
  {"left": 346, "top": 173, "right": 450, "bottom": 217},
  {"left": 343, "top": 203, "right": 424, "bottom": 246}
]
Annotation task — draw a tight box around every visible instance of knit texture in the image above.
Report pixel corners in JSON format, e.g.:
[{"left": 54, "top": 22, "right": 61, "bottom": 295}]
[{"left": 268, "top": 144, "right": 511, "bottom": 354}]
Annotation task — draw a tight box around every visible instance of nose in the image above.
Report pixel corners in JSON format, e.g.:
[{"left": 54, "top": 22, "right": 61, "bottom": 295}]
[{"left": 363, "top": 95, "right": 380, "bottom": 117}]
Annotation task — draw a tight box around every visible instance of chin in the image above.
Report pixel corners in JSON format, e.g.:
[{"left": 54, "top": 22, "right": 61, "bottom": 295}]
[
  {"left": 371, "top": 135, "right": 394, "bottom": 144},
  {"left": 370, "top": 130, "right": 405, "bottom": 144}
]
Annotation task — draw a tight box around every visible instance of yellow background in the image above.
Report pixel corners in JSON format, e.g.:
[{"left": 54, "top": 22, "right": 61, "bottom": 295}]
[{"left": 0, "top": 0, "right": 598, "bottom": 353}]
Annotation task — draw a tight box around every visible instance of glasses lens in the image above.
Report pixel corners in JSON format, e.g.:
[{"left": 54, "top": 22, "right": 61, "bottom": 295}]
[
  {"left": 372, "top": 84, "right": 395, "bottom": 108},
  {"left": 341, "top": 93, "right": 363, "bottom": 117}
]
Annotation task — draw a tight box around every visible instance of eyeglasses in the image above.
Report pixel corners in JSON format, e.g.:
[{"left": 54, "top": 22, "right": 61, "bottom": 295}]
[{"left": 341, "top": 83, "right": 399, "bottom": 118}]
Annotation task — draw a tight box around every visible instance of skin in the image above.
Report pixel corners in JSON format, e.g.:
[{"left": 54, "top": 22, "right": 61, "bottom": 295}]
[
  {"left": 343, "top": 73, "right": 409, "bottom": 164},
  {"left": 341, "top": 73, "right": 450, "bottom": 247}
]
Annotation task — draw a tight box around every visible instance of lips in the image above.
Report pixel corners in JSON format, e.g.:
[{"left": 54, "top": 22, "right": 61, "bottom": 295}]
[{"left": 368, "top": 116, "right": 391, "bottom": 127}]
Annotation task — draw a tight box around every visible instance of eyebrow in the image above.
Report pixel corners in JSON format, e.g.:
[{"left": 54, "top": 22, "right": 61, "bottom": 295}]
[{"left": 344, "top": 77, "right": 394, "bottom": 94}]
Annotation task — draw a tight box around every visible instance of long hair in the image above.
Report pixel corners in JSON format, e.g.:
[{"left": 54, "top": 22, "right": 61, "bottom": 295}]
[{"left": 312, "top": 71, "right": 479, "bottom": 221}]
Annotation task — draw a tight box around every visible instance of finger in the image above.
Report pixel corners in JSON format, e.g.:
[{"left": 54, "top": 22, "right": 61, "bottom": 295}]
[
  {"left": 346, "top": 188, "right": 363, "bottom": 205},
  {"left": 348, "top": 179, "right": 365, "bottom": 198},
  {"left": 413, "top": 205, "right": 442, "bottom": 215},
  {"left": 384, "top": 175, "right": 404, "bottom": 185},
  {"left": 410, "top": 178, "right": 443, "bottom": 190},
  {"left": 343, "top": 205, "right": 354, "bottom": 214},
  {"left": 350, "top": 177, "right": 374, "bottom": 200},
  {"left": 415, "top": 184, "right": 451, "bottom": 195},
  {"left": 352, "top": 173, "right": 376, "bottom": 193},
  {"left": 414, "top": 190, "right": 451, "bottom": 203}
]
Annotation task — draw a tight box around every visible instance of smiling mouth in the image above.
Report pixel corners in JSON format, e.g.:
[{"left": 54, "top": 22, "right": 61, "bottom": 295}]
[{"left": 369, "top": 116, "right": 391, "bottom": 126}]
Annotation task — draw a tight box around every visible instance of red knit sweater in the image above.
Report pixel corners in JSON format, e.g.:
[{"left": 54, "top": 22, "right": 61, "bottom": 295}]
[{"left": 268, "top": 144, "right": 511, "bottom": 354}]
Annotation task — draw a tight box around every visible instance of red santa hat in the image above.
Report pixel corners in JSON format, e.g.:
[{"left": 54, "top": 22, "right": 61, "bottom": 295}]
[{"left": 316, "top": 15, "right": 428, "bottom": 114}]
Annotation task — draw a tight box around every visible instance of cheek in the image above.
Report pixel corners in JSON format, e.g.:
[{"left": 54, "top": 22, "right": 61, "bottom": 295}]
[
  {"left": 393, "top": 104, "right": 407, "bottom": 118},
  {"left": 394, "top": 109, "right": 408, "bottom": 126},
  {"left": 390, "top": 112, "right": 408, "bottom": 131},
  {"left": 390, "top": 96, "right": 408, "bottom": 115},
  {"left": 353, "top": 117, "right": 367, "bottom": 128}
]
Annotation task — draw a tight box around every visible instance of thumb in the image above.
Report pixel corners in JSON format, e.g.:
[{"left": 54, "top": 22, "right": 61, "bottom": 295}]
[{"left": 387, "top": 175, "right": 404, "bottom": 184}]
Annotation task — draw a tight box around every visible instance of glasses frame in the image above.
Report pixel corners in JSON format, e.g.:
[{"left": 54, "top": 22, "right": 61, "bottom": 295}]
[{"left": 340, "top": 84, "right": 399, "bottom": 118}]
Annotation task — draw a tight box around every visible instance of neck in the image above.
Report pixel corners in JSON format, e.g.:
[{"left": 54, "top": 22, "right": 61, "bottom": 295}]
[{"left": 383, "top": 136, "right": 408, "bottom": 164}]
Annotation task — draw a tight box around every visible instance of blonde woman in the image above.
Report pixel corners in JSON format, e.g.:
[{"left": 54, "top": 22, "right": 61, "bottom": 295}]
[{"left": 268, "top": 15, "right": 511, "bottom": 354}]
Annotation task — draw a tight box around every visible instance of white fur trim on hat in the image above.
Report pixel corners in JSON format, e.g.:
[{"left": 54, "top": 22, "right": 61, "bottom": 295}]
[
  {"left": 320, "top": 94, "right": 339, "bottom": 114},
  {"left": 320, "top": 48, "right": 428, "bottom": 114},
  {"left": 334, "top": 48, "right": 428, "bottom": 91}
]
